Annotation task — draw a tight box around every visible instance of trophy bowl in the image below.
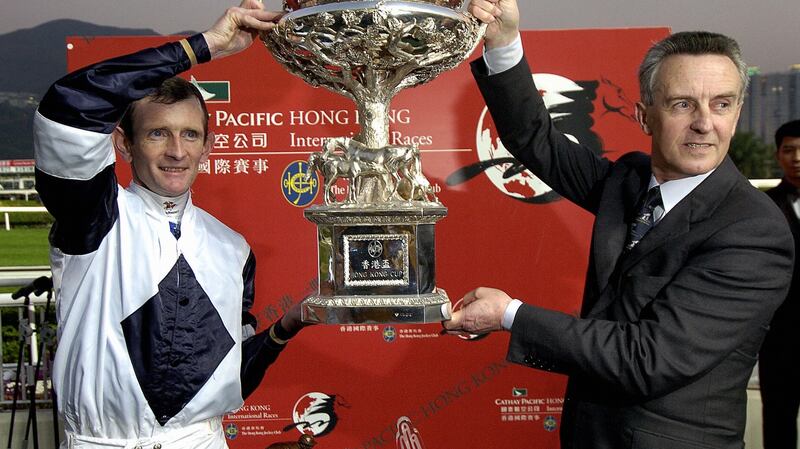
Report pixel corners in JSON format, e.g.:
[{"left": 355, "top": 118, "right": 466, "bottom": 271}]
[
  {"left": 284, "top": 0, "right": 464, "bottom": 12},
  {"left": 262, "top": 0, "right": 484, "bottom": 324}
]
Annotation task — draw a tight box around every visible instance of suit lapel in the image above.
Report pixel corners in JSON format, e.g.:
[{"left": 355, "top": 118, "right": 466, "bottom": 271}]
[
  {"left": 619, "top": 198, "right": 691, "bottom": 273},
  {"left": 620, "top": 157, "right": 743, "bottom": 274},
  {"left": 587, "top": 157, "right": 743, "bottom": 317},
  {"left": 592, "top": 167, "right": 649, "bottom": 289}
]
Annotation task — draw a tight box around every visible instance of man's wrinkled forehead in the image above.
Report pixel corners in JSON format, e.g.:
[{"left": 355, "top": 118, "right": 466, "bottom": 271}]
[
  {"left": 651, "top": 54, "right": 744, "bottom": 100},
  {"left": 130, "top": 96, "right": 205, "bottom": 130}
]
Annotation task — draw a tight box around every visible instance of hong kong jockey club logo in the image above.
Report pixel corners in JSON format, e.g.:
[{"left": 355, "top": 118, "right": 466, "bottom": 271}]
[
  {"left": 395, "top": 416, "right": 426, "bottom": 449},
  {"left": 543, "top": 415, "right": 558, "bottom": 432},
  {"left": 281, "top": 160, "right": 319, "bottom": 207},
  {"left": 284, "top": 392, "right": 348, "bottom": 437},
  {"left": 383, "top": 326, "right": 397, "bottom": 343},
  {"left": 447, "top": 73, "right": 638, "bottom": 204},
  {"left": 224, "top": 422, "right": 238, "bottom": 440},
  {"left": 368, "top": 240, "right": 383, "bottom": 258}
]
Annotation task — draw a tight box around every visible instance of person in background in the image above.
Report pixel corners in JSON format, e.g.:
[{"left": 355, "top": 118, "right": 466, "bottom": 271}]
[{"left": 760, "top": 119, "right": 800, "bottom": 449}]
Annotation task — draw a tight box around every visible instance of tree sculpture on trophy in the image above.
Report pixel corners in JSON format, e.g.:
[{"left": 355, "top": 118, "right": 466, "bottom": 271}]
[{"left": 263, "top": 0, "right": 484, "bottom": 324}]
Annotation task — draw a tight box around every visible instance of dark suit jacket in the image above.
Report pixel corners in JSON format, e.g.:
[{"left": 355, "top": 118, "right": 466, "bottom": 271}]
[
  {"left": 472, "top": 56, "right": 794, "bottom": 449},
  {"left": 759, "top": 181, "right": 800, "bottom": 385}
]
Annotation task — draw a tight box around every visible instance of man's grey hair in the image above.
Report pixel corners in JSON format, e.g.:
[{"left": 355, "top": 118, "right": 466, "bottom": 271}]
[{"left": 638, "top": 31, "right": 749, "bottom": 106}]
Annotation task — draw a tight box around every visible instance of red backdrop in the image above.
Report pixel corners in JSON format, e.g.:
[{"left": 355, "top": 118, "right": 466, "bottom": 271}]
[{"left": 67, "top": 26, "right": 668, "bottom": 449}]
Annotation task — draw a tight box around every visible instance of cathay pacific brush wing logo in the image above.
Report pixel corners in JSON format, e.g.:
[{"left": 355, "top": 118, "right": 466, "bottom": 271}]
[{"left": 190, "top": 76, "right": 230, "bottom": 103}]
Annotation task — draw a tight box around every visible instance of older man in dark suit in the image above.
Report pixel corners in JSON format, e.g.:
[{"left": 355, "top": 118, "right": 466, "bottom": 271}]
[
  {"left": 443, "top": 1, "right": 794, "bottom": 448},
  {"left": 760, "top": 119, "right": 800, "bottom": 449}
]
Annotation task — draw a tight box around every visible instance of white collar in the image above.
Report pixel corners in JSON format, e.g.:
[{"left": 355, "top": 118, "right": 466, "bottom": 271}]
[
  {"left": 648, "top": 169, "right": 715, "bottom": 216},
  {"left": 127, "top": 182, "right": 190, "bottom": 223}
]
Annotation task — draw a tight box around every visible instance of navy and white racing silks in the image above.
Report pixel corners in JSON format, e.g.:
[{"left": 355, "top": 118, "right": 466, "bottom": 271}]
[{"left": 33, "top": 34, "right": 285, "bottom": 448}]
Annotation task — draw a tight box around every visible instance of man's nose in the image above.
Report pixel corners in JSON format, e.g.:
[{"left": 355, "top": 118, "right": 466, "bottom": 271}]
[
  {"left": 690, "top": 107, "right": 713, "bottom": 134},
  {"left": 165, "top": 136, "right": 187, "bottom": 159}
]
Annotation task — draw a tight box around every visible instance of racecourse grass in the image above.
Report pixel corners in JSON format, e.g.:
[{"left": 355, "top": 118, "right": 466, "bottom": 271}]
[{"left": 0, "top": 226, "right": 51, "bottom": 266}]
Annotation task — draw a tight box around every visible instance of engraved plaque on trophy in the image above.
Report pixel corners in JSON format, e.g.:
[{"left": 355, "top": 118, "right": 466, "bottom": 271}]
[{"left": 263, "top": 0, "right": 484, "bottom": 324}]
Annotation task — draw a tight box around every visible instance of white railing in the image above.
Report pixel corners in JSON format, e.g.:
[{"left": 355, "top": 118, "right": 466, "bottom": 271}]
[
  {"left": 0, "top": 206, "right": 48, "bottom": 231},
  {"left": 749, "top": 178, "right": 781, "bottom": 190},
  {"left": 0, "top": 266, "right": 51, "bottom": 288},
  {"left": 0, "top": 189, "right": 38, "bottom": 201},
  {"left": 1, "top": 268, "right": 54, "bottom": 411}
]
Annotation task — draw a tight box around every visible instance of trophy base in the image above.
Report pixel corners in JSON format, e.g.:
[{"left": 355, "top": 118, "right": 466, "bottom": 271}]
[
  {"left": 302, "top": 288, "right": 451, "bottom": 324},
  {"left": 304, "top": 204, "right": 449, "bottom": 325}
]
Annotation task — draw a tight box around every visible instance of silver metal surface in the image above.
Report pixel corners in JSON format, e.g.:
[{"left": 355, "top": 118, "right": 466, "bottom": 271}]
[
  {"left": 304, "top": 202, "right": 447, "bottom": 224},
  {"left": 343, "top": 233, "right": 410, "bottom": 287},
  {"left": 304, "top": 137, "right": 441, "bottom": 205},
  {"left": 284, "top": 0, "right": 464, "bottom": 10},
  {"left": 263, "top": 0, "right": 483, "bottom": 323},
  {"left": 263, "top": 2, "right": 484, "bottom": 149},
  {"left": 302, "top": 288, "right": 450, "bottom": 324}
]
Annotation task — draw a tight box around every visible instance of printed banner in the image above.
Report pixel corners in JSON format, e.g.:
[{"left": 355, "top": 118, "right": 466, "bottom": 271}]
[{"left": 67, "top": 26, "right": 668, "bottom": 449}]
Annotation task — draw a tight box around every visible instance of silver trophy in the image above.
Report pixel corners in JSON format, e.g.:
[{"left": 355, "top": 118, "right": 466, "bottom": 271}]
[{"left": 263, "top": 0, "right": 484, "bottom": 324}]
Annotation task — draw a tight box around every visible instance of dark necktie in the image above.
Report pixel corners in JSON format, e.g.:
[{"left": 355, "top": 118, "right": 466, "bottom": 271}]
[
  {"left": 625, "top": 186, "right": 663, "bottom": 251},
  {"left": 169, "top": 221, "right": 181, "bottom": 239}
]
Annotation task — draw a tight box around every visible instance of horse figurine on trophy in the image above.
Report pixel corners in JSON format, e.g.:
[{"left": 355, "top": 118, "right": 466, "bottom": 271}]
[{"left": 306, "top": 136, "right": 437, "bottom": 205}]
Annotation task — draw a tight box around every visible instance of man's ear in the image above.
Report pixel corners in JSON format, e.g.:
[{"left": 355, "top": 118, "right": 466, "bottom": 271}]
[
  {"left": 112, "top": 126, "right": 133, "bottom": 163},
  {"left": 635, "top": 102, "right": 652, "bottom": 136},
  {"left": 201, "top": 131, "right": 214, "bottom": 165}
]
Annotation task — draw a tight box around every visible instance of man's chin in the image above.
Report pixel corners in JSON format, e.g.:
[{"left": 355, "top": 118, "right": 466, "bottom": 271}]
[{"left": 684, "top": 157, "right": 725, "bottom": 177}]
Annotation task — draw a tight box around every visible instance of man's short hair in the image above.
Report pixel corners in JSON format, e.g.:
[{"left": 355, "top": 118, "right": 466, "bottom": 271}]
[
  {"left": 638, "top": 31, "right": 749, "bottom": 106},
  {"left": 775, "top": 120, "right": 800, "bottom": 148},
  {"left": 119, "top": 76, "right": 209, "bottom": 142}
]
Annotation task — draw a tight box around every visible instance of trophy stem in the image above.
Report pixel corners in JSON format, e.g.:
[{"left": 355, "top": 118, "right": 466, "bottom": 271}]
[{"left": 355, "top": 97, "right": 391, "bottom": 149}]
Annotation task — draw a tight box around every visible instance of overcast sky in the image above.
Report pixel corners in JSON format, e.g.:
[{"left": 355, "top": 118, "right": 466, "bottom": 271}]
[{"left": 3, "top": 0, "right": 798, "bottom": 73}]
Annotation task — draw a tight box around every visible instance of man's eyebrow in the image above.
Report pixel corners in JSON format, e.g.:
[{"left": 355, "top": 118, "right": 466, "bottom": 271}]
[{"left": 662, "top": 92, "right": 739, "bottom": 101}]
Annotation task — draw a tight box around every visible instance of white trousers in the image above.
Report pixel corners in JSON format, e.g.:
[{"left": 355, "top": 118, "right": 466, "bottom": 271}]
[{"left": 62, "top": 418, "right": 227, "bottom": 449}]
